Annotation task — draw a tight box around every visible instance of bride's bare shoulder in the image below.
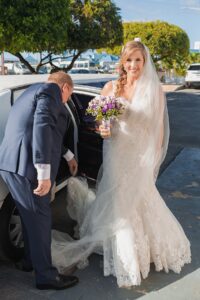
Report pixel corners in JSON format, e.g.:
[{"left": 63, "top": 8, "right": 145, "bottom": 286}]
[{"left": 101, "top": 81, "right": 114, "bottom": 96}]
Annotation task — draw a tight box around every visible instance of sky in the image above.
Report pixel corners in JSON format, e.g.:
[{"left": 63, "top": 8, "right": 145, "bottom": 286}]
[{"left": 114, "top": 0, "right": 200, "bottom": 48}]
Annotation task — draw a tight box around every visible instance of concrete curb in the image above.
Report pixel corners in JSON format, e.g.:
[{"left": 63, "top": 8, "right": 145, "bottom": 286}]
[
  {"left": 162, "top": 84, "right": 183, "bottom": 92},
  {"left": 138, "top": 268, "right": 200, "bottom": 300}
]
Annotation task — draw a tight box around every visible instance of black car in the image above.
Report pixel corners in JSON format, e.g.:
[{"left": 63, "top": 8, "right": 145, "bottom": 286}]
[{"left": 0, "top": 80, "right": 107, "bottom": 261}]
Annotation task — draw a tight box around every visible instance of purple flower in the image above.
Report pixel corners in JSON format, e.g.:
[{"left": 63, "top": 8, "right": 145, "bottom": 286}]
[
  {"left": 102, "top": 106, "right": 108, "bottom": 113},
  {"left": 108, "top": 103, "right": 113, "bottom": 109}
]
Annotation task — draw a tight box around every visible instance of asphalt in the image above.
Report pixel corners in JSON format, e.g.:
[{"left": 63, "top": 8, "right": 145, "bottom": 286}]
[{"left": 0, "top": 146, "right": 200, "bottom": 299}]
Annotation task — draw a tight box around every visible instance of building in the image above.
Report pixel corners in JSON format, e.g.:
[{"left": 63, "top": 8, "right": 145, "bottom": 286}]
[{"left": 194, "top": 41, "right": 200, "bottom": 50}]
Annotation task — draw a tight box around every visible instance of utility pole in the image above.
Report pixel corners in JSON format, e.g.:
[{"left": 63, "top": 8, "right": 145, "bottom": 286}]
[{"left": 1, "top": 51, "right": 5, "bottom": 75}]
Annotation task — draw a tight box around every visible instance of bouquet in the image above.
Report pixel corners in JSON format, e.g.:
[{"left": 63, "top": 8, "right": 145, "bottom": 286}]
[{"left": 86, "top": 95, "right": 126, "bottom": 137}]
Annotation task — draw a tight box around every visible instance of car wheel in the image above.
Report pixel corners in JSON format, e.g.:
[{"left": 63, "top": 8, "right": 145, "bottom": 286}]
[{"left": 0, "top": 195, "right": 24, "bottom": 261}]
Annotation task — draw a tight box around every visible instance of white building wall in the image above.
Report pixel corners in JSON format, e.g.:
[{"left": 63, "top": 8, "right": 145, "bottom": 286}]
[{"left": 194, "top": 41, "right": 200, "bottom": 50}]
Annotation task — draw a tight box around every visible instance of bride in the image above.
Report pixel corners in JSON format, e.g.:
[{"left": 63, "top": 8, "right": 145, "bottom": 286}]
[{"left": 51, "top": 40, "right": 191, "bottom": 287}]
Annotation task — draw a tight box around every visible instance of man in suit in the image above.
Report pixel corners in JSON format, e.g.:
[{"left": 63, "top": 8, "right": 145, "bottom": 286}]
[{"left": 0, "top": 71, "right": 79, "bottom": 290}]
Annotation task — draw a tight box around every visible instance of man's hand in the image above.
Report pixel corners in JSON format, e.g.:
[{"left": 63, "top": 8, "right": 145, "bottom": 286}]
[
  {"left": 68, "top": 157, "right": 78, "bottom": 176},
  {"left": 33, "top": 179, "right": 51, "bottom": 196}
]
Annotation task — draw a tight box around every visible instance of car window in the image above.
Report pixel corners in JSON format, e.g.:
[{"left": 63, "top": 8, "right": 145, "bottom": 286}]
[
  {"left": 188, "top": 65, "right": 200, "bottom": 71},
  {"left": 71, "top": 93, "right": 96, "bottom": 124}
]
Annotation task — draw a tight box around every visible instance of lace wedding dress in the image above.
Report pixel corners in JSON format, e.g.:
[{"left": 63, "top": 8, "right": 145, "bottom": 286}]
[{"left": 51, "top": 46, "right": 191, "bottom": 287}]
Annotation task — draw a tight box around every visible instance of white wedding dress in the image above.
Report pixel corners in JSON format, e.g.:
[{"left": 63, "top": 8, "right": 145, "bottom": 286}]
[{"left": 51, "top": 47, "right": 191, "bottom": 287}]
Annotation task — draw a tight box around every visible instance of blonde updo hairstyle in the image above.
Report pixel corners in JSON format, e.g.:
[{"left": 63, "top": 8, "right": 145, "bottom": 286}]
[{"left": 115, "top": 41, "right": 147, "bottom": 97}]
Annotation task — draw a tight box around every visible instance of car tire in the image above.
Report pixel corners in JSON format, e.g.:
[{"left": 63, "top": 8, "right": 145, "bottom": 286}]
[{"left": 0, "top": 195, "right": 24, "bottom": 261}]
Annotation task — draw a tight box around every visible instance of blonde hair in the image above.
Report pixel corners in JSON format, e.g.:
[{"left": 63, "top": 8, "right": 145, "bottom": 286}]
[
  {"left": 48, "top": 71, "right": 74, "bottom": 88},
  {"left": 115, "top": 41, "right": 146, "bottom": 97}
]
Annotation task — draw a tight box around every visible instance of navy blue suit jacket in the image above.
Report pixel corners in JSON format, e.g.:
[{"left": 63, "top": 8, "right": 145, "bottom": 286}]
[{"left": 0, "top": 82, "right": 71, "bottom": 183}]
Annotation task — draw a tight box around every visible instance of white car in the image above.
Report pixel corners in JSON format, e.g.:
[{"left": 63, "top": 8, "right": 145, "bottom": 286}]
[
  {"left": 4, "top": 62, "right": 31, "bottom": 75},
  {"left": 0, "top": 74, "right": 116, "bottom": 261},
  {"left": 185, "top": 63, "right": 200, "bottom": 87}
]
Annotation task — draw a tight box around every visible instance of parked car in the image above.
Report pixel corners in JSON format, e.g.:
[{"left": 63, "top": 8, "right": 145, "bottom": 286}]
[
  {"left": 0, "top": 79, "right": 106, "bottom": 261},
  {"left": 68, "top": 68, "right": 90, "bottom": 74},
  {"left": 185, "top": 63, "right": 200, "bottom": 87},
  {"left": 68, "top": 68, "right": 98, "bottom": 74},
  {"left": 4, "top": 62, "right": 31, "bottom": 75}
]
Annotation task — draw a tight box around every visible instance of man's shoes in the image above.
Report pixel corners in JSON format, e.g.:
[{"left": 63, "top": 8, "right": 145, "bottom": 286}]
[
  {"left": 36, "top": 274, "right": 79, "bottom": 290},
  {"left": 15, "top": 260, "right": 33, "bottom": 272}
]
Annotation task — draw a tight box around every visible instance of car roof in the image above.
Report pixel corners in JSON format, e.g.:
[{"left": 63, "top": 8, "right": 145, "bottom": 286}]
[
  {"left": 0, "top": 74, "right": 117, "bottom": 91},
  {"left": 188, "top": 63, "right": 200, "bottom": 66}
]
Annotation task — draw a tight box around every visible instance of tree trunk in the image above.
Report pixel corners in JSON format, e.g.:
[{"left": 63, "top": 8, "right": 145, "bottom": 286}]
[{"left": 14, "top": 52, "right": 37, "bottom": 73}]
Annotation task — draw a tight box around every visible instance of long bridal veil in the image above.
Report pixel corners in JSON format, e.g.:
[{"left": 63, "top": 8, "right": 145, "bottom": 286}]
[
  {"left": 51, "top": 44, "right": 190, "bottom": 287},
  {"left": 129, "top": 44, "right": 170, "bottom": 180}
]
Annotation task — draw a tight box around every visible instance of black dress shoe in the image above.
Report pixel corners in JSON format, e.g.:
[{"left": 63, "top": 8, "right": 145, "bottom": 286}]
[
  {"left": 15, "top": 260, "right": 33, "bottom": 272},
  {"left": 36, "top": 274, "right": 79, "bottom": 290}
]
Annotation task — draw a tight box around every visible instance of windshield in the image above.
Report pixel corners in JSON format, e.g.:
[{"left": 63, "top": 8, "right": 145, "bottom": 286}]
[{"left": 188, "top": 65, "right": 200, "bottom": 71}]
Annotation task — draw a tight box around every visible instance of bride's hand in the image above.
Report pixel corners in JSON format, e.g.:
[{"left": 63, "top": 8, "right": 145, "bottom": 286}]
[
  {"left": 99, "top": 124, "right": 111, "bottom": 139},
  {"left": 68, "top": 158, "right": 78, "bottom": 176}
]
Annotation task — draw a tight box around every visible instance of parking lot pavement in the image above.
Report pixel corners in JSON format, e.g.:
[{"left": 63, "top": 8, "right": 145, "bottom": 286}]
[{"left": 0, "top": 146, "right": 200, "bottom": 300}]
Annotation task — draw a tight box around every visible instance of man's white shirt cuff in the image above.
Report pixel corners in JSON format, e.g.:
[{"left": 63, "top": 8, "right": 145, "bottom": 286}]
[
  {"left": 63, "top": 149, "right": 74, "bottom": 162},
  {"left": 35, "top": 164, "right": 51, "bottom": 180}
]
